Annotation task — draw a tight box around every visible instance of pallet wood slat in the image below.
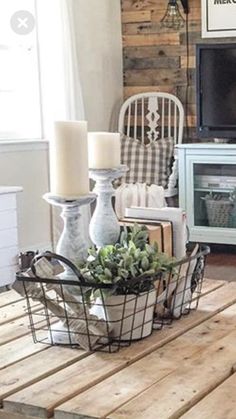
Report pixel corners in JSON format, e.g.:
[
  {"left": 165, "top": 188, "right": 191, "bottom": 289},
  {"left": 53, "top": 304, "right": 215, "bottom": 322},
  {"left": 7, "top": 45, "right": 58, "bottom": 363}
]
[
  {"left": 0, "top": 334, "right": 49, "bottom": 370},
  {"left": 123, "top": 33, "right": 179, "bottom": 47},
  {"left": 124, "top": 45, "right": 182, "bottom": 58},
  {"left": 0, "top": 316, "right": 34, "bottom": 346},
  {"left": 122, "top": 22, "right": 180, "bottom": 35},
  {"left": 122, "top": 0, "right": 173, "bottom": 11},
  {"left": 0, "top": 346, "right": 88, "bottom": 402},
  {"left": 124, "top": 68, "right": 195, "bottom": 87},
  {"left": 54, "top": 303, "right": 236, "bottom": 419},
  {"left": 192, "top": 278, "right": 225, "bottom": 298},
  {"left": 2, "top": 281, "right": 236, "bottom": 418},
  {"left": 0, "top": 412, "right": 38, "bottom": 419},
  {"left": 124, "top": 56, "right": 180, "bottom": 70},
  {"left": 181, "top": 372, "right": 236, "bottom": 419},
  {"left": 0, "top": 291, "right": 23, "bottom": 309},
  {"left": 122, "top": 11, "right": 151, "bottom": 23},
  {"left": 181, "top": 56, "right": 196, "bottom": 69},
  {"left": 110, "top": 330, "right": 236, "bottom": 418},
  {"left": 0, "top": 299, "right": 40, "bottom": 326}
]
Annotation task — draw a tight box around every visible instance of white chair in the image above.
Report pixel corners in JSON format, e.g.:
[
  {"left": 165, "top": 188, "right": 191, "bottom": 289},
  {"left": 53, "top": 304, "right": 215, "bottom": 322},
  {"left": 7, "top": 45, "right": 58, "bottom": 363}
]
[{"left": 118, "top": 92, "right": 184, "bottom": 198}]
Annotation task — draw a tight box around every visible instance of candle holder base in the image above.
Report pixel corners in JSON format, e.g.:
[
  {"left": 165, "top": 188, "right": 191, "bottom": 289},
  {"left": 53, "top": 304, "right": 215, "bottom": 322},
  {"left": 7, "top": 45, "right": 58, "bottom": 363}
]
[
  {"left": 89, "top": 165, "right": 128, "bottom": 247},
  {"left": 44, "top": 193, "right": 96, "bottom": 279}
]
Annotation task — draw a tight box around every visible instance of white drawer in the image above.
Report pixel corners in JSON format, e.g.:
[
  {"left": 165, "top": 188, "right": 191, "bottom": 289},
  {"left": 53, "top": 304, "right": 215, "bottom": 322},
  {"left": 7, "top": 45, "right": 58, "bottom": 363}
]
[
  {"left": 0, "top": 264, "right": 18, "bottom": 286},
  {"left": 0, "top": 246, "right": 18, "bottom": 268},
  {"left": 0, "top": 210, "right": 17, "bottom": 231},
  {"left": 0, "top": 228, "right": 18, "bottom": 249},
  {"left": 0, "top": 194, "right": 16, "bottom": 212}
]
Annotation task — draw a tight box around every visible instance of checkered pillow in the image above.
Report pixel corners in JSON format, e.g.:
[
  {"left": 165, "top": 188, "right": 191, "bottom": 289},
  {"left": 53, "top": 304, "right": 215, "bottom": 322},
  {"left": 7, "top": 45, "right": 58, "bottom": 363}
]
[{"left": 121, "top": 135, "right": 175, "bottom": 188}]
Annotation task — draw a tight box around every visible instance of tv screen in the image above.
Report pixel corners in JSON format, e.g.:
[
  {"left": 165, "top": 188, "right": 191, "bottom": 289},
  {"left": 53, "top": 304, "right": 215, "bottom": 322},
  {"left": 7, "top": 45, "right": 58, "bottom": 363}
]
[{"left": 196, "top": 44, "right": 236, "bottom": 139}]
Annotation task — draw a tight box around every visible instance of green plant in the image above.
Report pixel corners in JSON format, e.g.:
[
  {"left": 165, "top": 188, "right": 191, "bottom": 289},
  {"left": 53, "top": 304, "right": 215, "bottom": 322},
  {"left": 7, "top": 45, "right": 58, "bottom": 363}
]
[{"left": 79, "top": 224, "right": 175, "bottom": 296}]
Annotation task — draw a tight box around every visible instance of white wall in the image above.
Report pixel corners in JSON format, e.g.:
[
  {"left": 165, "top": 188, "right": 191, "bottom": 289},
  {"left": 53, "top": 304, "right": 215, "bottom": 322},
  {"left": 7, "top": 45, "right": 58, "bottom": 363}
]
[{"left": 74, "top": 0, "right": 124, "bottom": 131}]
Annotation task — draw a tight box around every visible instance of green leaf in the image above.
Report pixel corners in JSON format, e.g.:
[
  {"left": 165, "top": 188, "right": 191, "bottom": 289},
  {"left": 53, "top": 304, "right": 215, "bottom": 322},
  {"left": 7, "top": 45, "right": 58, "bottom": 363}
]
[
  {"left": 141, "top": 256, "right": 149, "bottom": 270},
  {"left": 118, "top": 268, "right": 129, "bottom": 279},
  {"left": 104, "top": 268, "right": 112, "bottom": 279}
]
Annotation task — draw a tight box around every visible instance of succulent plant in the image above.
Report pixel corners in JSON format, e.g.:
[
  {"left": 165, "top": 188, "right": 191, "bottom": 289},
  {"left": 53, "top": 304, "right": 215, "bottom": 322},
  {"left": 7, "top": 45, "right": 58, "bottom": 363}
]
[{"left": 78, "top": 224, "right": 175, "bottom": 295}]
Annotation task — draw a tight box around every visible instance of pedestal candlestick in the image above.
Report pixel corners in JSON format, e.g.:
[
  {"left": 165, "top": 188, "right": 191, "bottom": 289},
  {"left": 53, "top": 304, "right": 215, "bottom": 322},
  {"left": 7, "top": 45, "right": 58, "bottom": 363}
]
[
  {"left": 89, "top": 165, "right": 128, "bottom": 247},
  {"left": 44, "top": 193, "right": 96, "bottom": 278}
]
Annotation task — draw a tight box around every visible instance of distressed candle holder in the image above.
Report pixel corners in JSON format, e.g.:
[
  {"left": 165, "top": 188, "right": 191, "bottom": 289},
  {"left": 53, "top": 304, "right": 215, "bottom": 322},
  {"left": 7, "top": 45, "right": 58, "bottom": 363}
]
[
  {"left": 89, "top": 165, "right": 128, "bottom": 247},
  {"left": 43, "top": 193, "right": 96, "bottom": 279}
]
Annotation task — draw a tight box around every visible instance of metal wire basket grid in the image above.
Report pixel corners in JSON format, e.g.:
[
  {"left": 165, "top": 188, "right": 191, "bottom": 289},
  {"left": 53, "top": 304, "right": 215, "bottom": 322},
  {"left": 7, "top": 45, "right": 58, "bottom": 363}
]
[
  {"left": 16, "top": 245, "right": 210, "bottom": 353},
  {"left": 153, "top": 244, "right": 209, "bottom": 329}
]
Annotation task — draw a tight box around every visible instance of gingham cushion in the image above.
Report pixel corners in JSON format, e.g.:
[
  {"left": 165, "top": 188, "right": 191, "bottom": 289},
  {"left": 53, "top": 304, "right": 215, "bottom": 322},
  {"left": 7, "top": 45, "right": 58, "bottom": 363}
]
[{"left": 121, "top": 135, "right": 175, "bottom": 188}]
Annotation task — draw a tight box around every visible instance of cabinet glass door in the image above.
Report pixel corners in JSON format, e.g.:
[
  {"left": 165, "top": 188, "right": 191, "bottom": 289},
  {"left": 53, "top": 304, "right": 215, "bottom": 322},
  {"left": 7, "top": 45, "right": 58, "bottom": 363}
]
[{"left": 193, "top": 163, "right": 236, "bottom": 228}]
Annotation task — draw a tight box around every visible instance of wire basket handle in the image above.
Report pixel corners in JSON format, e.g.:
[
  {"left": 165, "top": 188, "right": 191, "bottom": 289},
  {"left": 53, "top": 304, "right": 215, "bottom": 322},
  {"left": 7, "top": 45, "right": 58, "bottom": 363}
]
[{"left": 30, "top": 251, "right": 86, "bottom": 284}]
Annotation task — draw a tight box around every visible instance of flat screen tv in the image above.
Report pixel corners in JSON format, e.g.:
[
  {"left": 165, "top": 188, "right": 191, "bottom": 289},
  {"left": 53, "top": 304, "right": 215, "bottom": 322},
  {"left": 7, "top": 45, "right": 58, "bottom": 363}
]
[{"left": 196, "top": 43, "right": 236, "bottom": 140}]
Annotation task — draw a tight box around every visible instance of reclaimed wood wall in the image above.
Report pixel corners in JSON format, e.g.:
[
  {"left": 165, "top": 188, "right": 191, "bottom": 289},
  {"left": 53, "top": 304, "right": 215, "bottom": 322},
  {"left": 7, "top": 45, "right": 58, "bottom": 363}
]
[{"left": 120, "top": 0, "right": 235, "bottom": 141}]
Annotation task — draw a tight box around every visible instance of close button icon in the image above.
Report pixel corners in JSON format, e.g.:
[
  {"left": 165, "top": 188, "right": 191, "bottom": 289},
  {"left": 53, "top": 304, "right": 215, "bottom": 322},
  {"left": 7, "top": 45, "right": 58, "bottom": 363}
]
[{"left": 10, "top": 10, "right": 35, "bottom": 35}]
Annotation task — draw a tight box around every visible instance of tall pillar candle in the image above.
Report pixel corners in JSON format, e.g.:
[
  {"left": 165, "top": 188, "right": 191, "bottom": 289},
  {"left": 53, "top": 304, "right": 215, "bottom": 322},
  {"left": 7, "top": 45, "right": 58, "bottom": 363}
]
[
  {"left": 50, "top": 121, "right": 89, "bottom": 197},
  {"left": 88, "top": 132, "right": 120, "bottom": 169}
]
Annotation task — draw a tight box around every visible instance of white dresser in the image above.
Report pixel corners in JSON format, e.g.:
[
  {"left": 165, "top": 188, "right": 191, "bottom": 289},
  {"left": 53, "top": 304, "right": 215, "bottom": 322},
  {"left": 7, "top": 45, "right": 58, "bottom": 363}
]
[{"left": 0, "top": 186, "right": 23, "bottom": 287}]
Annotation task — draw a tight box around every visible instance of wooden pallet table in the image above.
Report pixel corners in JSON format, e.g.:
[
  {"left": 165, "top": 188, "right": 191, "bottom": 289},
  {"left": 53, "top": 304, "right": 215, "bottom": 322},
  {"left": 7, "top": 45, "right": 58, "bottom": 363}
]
[{"left": 1, "top": 278, "right": 236, "bottom": 419}]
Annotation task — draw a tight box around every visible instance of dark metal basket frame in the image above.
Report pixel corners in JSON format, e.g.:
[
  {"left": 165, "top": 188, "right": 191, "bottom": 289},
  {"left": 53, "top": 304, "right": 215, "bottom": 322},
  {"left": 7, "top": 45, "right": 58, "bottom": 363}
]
[{"left": 16, "top": 244, "right": 210, "bottom": 353}]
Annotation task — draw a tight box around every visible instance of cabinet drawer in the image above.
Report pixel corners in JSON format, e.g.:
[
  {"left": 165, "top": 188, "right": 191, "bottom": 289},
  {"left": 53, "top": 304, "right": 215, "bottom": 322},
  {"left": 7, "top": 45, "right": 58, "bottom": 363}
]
[
  {"left": 0, "top": 246, "right": 18, "bottom": 268},
  {"left": 0, "top": 265, "right": 18, "bottom": 286},
  {"left": 0, "top": 210, "right": 17, "bottom": 231},
  {"left": 0, "top": 194, "right": 16, "bottom": 211},
  {"left": 0, "top": 228, "right": 18, "bottom": 249}
]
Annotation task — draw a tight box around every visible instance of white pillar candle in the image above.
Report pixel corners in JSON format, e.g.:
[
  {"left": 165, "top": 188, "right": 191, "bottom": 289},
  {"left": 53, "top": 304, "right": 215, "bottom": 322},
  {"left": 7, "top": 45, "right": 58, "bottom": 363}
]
[
  {"left": 88, "top": 132, "right": 121, "bottom": 169},
  {"left": 50, "top": 121, "right": 89, "bottom": 197}
]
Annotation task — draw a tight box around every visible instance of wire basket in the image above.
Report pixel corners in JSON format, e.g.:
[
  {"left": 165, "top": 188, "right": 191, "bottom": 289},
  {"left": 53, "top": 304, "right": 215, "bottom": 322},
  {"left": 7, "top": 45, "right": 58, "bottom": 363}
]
[
  {"left": 205, "top": 199, "right": 232, "bottom": 227},
  {"left": 15, "top": 245, "right": 210, "bottom": 353}
]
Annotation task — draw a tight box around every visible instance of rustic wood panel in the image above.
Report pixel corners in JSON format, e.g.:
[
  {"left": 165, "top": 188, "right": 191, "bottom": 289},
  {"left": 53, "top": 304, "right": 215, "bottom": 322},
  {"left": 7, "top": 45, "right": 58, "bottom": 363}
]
[
  {"left": 124, "top": 68, "right": 195, "bottom": 87},
  {"left": 181, "top": 55, "right": 196, "bottom": 68},
  {"left": 121, "top": 0, "right": 172, "bottom": 12},
  {"left": 124, "top": 56, "right": 180, "bottom": 70},
  {"left": 121, "top": 0, "right": 230, "bottom": 141},
  {"left": 123, "top": 33, "right": 179, "bottom": 47},
  {"left": 124, "top": 45, "right": 182, "bottom": 58},
  {"left": 122, "top": 11, "right": 151, "bottom": 23}
]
